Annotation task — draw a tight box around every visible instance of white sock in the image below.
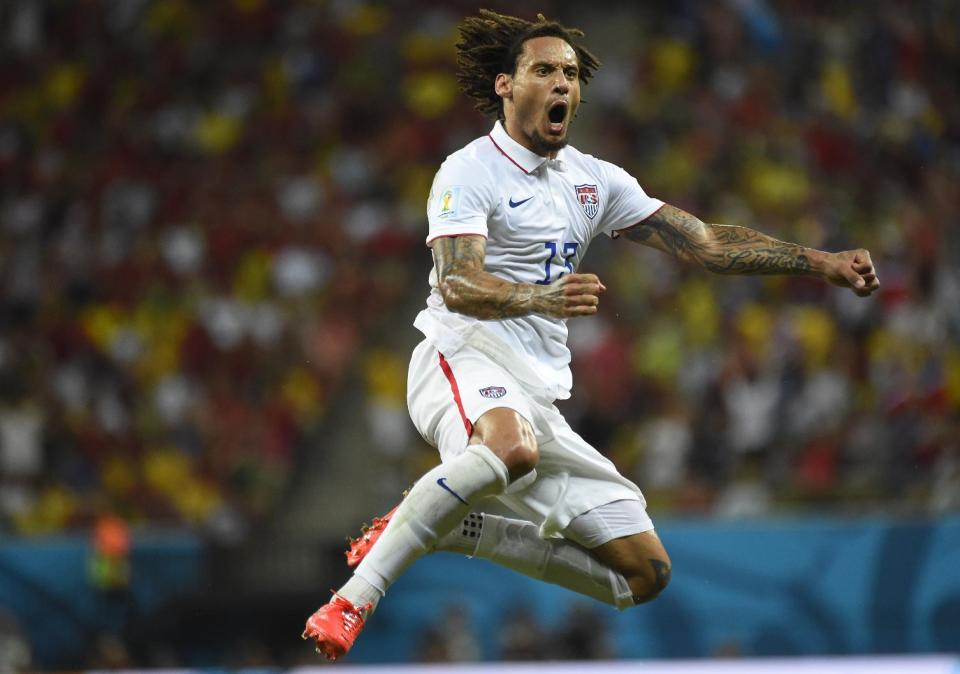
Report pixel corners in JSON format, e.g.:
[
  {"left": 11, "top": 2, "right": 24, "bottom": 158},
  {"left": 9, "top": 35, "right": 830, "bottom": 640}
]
[
  {"left": 438, "top": 512, "right": 634, "bottom": 610},
  {"left": 347, "top": 444, "right": 510, "bottom": 603},
  {"left": 336, "top": 575, "right": 384, "bottom": 615}
]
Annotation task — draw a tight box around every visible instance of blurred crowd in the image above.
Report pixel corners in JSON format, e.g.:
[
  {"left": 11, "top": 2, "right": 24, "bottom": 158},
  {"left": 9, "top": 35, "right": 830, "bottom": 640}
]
[
  {"left": 0, "top": 0, "right": 437, "bottom": 536},
  {"left": 1, "top": 0, "right": 958, "bottom": 542},
  {"left": 414, "top": 602, "right": 618, "bottom": 663},
  {"left": 555, "top": 0, "right": 960, "bottom": 516}
]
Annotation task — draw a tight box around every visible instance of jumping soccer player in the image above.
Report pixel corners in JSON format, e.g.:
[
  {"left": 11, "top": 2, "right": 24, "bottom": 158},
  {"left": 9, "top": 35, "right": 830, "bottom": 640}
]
[{"left": 303, "top": 10, "right": 879, "bottom": 660}]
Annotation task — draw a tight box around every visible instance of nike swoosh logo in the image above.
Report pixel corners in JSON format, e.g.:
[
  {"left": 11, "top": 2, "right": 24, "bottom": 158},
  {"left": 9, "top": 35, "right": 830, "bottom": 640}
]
[
  {"left": 508, "top": 196, "right": 534, "bottom": 208},
  {"left": 436, "top": 477, "right": 468, "bottom": 505}
]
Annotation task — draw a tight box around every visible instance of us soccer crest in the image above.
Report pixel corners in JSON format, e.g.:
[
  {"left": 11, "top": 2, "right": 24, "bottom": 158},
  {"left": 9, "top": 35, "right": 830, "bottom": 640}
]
[{"left": 575, "top": 184, "right": 599, "bottom": 219}]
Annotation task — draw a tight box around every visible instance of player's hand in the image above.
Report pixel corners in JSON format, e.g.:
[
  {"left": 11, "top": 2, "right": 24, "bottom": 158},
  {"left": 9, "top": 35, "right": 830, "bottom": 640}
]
[
  {"left": 536, "top": 273, "right": 607, "bottom": 318},
  {"left": 823, "top": 249, "right": 880, "bottom": 297}
]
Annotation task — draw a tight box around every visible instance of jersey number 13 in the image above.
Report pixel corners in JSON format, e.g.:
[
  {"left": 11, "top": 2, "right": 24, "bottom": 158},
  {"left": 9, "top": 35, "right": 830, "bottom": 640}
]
[{"left": 535, "top": 241, "right": 580, "bottom": 285}]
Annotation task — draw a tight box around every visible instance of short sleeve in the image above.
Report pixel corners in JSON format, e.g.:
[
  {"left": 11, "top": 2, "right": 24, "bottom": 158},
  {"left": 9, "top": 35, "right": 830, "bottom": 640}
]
[
  {"left": 426, "top": 154, "right": 495, "bottom": 245},
  {"left": 597, "top": 160, "right": 664, "bottom": 238}
]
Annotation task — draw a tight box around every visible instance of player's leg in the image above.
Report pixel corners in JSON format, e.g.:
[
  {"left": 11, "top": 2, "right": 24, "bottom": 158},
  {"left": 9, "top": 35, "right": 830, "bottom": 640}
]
[
  {"left": 304, "top": 439, "right": 512, "bottom": 660},
  {"left": 540, "top": 407, "right": 671, "bottom": 605},
  {"left": 469, "top": 406, "right": 538, "bottom": 480},
  {"left": 432, "top": 497, "right": 665, "bottom": 609},
  {"left": 564, "top": 501, "right": 671, "bottom": 604},
  {"left": 342, "top": 414, "right": 655, "bottom": 609},
  {"left": 436, "top": 510, "right": 636, "bottom": 609},
  {"left": 435, "top": 405, "right": 671, "bottom": 609},
  {"left": 343, "top": 406, "right": 535, "bottom": 601},
  {"left": 303, "top": 343, "right": 536, "bottom": 659},
  {"left": 347, "top": 349, "right": 539, "bottom": 600},
  {"left": 591, "top": 532, "right": 671, "bottom": 603},
  {"left": 304, "top": 439, "right": 511, "bottom": 659}
]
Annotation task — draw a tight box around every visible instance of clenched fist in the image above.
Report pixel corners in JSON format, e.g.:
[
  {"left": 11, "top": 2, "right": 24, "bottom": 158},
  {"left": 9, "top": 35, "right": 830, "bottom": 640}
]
[
  {"left": 534, "top": 273, "right": 607, "bottom": 318},
  {"left": 822, "top": 249, "right": 880, "bottom": 297}
]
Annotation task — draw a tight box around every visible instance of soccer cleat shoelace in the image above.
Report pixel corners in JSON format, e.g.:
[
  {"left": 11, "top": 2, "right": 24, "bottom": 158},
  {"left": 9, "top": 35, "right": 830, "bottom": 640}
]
[{"left": 301, "top": 593, "right": 372, "bottom": 661}]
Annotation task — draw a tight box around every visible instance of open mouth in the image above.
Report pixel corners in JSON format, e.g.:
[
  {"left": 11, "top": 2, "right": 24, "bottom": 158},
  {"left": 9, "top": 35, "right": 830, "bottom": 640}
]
[{"left": 547, "top": 101, "right": 568, "bottom": 133}]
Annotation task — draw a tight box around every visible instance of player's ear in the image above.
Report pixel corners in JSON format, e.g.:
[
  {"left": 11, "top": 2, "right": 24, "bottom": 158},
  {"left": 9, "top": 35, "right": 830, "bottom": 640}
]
[{"left": 495, "top": 73, "right": 513, "bottom": 99}]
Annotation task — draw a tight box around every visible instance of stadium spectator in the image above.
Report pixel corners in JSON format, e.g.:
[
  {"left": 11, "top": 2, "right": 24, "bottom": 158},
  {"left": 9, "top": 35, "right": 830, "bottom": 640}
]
[{"left": 0, "top": 5, "right": 957, "bottom": 667}]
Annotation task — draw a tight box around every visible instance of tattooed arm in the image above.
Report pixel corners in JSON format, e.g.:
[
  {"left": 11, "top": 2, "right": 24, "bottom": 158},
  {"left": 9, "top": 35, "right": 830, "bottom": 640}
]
[
  {"left": 622, "top": 205, "right": 880, "bottom": 296},
  {"left": 432, "top": 235, "right": 607, "bottom": 319}
]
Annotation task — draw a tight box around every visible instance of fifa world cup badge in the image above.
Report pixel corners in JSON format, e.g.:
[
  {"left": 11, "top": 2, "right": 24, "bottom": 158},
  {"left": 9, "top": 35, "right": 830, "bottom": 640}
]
[{"left": 438, "top": 186, "right": 461, "bottom": 219}]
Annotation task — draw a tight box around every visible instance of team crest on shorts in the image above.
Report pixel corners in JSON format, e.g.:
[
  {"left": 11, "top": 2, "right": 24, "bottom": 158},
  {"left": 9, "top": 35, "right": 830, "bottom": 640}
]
[
  {"left": 575, "top": 184, "right": 599, "bottom": 219},
  {"left": 479, "top": 386, "right": 507, "bottom": 399}
]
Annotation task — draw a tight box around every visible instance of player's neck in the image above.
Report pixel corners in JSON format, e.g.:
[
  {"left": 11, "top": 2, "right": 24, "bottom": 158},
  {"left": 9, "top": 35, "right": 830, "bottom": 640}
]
[{"left": 502, "top": 119, "right": 560, "bottom": 159}]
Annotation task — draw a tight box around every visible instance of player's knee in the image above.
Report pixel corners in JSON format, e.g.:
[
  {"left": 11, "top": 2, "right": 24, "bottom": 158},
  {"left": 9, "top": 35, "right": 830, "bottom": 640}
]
[
  {"left": 473, "top": 409, "right": 539, "bottom": 481},
  {"left": 500, "top": 441, "right": 539, "bottom": 481},
  {"left": 627, "top": 558, "right": 672, "bottom": 605}
]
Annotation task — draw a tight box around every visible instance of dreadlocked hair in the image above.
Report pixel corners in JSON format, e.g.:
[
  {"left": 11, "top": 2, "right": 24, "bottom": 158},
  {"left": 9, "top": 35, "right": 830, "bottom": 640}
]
[{"left": 456, "top": 9, "right": 601, "bottom": 120}]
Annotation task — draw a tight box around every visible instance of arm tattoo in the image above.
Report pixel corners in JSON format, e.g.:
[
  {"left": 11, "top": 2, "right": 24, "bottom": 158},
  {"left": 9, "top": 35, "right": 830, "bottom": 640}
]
[
  {"left": 432, "top": 235, "right": 540, "bottom": 318},
  {"left": 433, "top": 235, "right": 485, "bottom": 281},
  {"left": 624, "top": 204, "right": 815, "bottom": 275}
]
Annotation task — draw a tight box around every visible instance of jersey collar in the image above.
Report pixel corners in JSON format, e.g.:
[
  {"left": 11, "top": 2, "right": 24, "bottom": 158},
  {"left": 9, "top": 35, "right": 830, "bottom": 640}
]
[{"left": 488, "top": 121, "right": 565, "bottom": 174}]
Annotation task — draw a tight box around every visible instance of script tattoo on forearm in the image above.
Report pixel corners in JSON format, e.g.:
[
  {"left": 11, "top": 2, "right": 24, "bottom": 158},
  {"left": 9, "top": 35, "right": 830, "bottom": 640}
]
[
  {"left": 625, "top": 205, "right": 814, "bottom": 275},
  {"left": 432, "top": 236, "right": 539, "bottom": 318}
]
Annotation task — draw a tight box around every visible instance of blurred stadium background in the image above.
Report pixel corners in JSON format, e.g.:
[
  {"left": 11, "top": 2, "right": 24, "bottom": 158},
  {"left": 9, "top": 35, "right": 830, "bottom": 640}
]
[{"left": 1, "top": 0, "right": 958, "bottom": 671}]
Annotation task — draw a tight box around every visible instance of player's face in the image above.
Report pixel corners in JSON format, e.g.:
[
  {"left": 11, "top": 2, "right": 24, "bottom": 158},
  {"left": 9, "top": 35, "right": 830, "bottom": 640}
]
[{"left": 496, "top": 36, "right": 581, "bottom": 157}]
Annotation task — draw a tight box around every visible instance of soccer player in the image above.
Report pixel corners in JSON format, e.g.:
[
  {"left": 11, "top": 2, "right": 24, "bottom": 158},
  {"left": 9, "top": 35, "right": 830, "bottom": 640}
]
[{"left": 303, "top": 10, "right": 879, "bottom": 660}]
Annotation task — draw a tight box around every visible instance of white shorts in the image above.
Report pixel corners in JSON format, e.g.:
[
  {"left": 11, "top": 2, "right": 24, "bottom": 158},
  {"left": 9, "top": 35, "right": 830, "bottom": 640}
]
[
  {"left": 563, "top": 499, "right": 653, "bottom": 549},
  {"left": 407, "top": 339, "right": 654, "bottom": 543}
]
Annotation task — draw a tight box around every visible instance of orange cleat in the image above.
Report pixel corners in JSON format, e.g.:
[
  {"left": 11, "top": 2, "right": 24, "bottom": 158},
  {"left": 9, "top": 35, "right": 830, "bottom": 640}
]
[
  {"left": 345, "top": 494, "right": 406, "bottom": 567},
  {"left": 302, "top": 594, "right": 371, "bottom": 661}
]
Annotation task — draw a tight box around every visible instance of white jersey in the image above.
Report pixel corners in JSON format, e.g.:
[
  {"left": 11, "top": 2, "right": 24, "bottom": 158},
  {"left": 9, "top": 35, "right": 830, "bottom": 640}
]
[{"left": 414, "top": 121, "right": 664, "bottom": 400}]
